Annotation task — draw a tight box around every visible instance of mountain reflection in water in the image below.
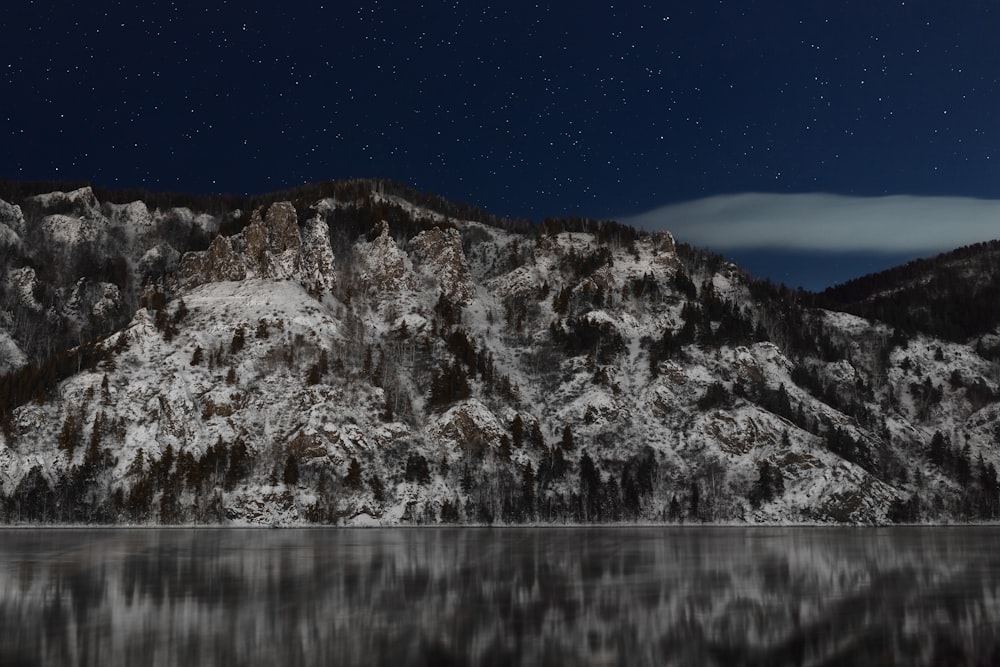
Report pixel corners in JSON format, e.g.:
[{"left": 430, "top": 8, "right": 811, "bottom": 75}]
[{"left": 0, "top": 527, "right": 998, "bottom": 666}]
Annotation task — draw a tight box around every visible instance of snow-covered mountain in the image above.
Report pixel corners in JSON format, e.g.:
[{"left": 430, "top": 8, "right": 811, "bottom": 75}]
[{"left": 1, "top": 180, "right": 998, "bottom": 524}]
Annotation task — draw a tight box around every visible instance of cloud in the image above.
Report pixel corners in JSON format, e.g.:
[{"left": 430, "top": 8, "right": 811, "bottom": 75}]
[{"left": 620, "top": 193, "right": 1000, "bottom": 253}]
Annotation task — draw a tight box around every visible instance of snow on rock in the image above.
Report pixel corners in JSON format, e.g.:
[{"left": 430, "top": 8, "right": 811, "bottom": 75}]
[
  {"left": 0, "top": 330, "right": 26, "bottom": 374},
  {"left": 179, "top": 203, "right": 314, "bottom": 289},
  {"left": 487, "top": 265, "right": 544, "bottom": 300},
  {"left": 360, "top": 221, "right": 415, "bottom": 294},
  {"left": 430, "top": 399, "right": 506, "bottom": 454},
  {"left": 91, "top": 283, "right": 122, "bottom": 320},
  {"left": 700, "top": 408, "right": 778, "bottom": 455},
  {"left": 6, "top": 267, "right": 43, "bottom": 311},
  {"left": 0, "top": 198, "right": 25, "bottom": 238},
  {"left": 750, "top": 342, "right": 795, "bottom": 382},
  {"left": 617, "top": 232, "right": 680, "bottom": 284},
  {"left": 64, "top": 278, "right": 122, "bottom": 325},
  {"left": 394, "top": 312, "right": 429, "bottom": 334},
  {"left": 41, "top": 213, "right": 99, "bottom": 247},
  {"left": 138, "top": 243, "right": 182, "bottom": 281},
  {"left": 180, "top": 234, "right": 247, "bottom": 285},
  {"left": 105, "top": 200, "right": 153, "bottom": 230},
  {"left": 410, "top": 226, "right": 475, "bottom": 304},
  {"left": 825, "top": 359, "right": 858, "bottom": 385},
  {"left": 244, "top": 202, "right": 301, "bottom": 280},
  {"left": 27, "top": 186, "right": 99, "bottom": 216},
  {"left": 151, "top": 207, "right": 218, "bottom": 237},
  {"left": 300, "top": 213, "right": 337, "bottom": 295},
  {"left": 644, "top": 383, "right": 682, "bottom": 418},
  {"left": 0, "top": 222, "right": 20, "bottom": 249}
]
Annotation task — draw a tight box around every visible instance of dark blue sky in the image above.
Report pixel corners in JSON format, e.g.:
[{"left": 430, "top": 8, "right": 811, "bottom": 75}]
[{"left": 4, "top": 1, "right": 999, "bottom": 288}]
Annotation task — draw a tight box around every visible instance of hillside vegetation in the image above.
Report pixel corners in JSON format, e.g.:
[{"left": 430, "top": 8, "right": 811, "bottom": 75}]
[{"left": 1, "top": 180, "right": 998, "bottom": 525}]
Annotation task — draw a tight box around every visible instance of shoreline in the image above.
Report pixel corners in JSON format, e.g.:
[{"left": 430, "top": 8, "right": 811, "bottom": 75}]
[{"left": 1, "top": 521, "right": 999, "bottom": 529}]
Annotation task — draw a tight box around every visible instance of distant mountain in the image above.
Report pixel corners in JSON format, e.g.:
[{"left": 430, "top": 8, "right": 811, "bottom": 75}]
[
  {"left": 1, "top": 180, "right": 998, "bottom": 525},
  {"left": 817, "top": 240, "right": 1000, "bottom": 346}
]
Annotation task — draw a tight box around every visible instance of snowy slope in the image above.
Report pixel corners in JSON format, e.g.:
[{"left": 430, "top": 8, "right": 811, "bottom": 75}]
[{"left": 1, "top": 184, "right": 999, "bottom": 525}]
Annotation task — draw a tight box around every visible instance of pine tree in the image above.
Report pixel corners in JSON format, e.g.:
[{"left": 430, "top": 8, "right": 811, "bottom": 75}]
[
  {"left": 521, "top": 463, "right": 535, "bottom": 519},
  {"left": 157, "top": 444, "right": 175, "bottom": 486},
  {"left": 363, "top": 345, "right": 373, "bottom": 377},
  {"left": 621, "top": 469, "right": 640, "bottom": 518},
  {"left": 405, "top": 453, "right": 431, "bottom": 484},
  {"left": 668, "top": 495, "right": 682, "bottom": 522},
  {"left": 579, "top": 452, "right": 601, "bottom": 521},
  {"left": 561, "top": 425, "right": 575, "bottom": 451},
  {"left": 499, "top": 435, "right": 512, "bottom": 459},
  {"left": 368, "top": 473, "right": 385, "bottom": 502},
  {"left": 750, "top": 460, "right": 784, "bottom": 508},
  {"left": 440, "top": 499, "right": 460, "bottom": 523},
  {"left": 929, "top": 430, "right": 948, "bottom": 465},
  {"left": 283, "top": 453, "right": 299, "bottom": 486},
  {"left": 689, "top": 481, "right": 700, "bottom": 521},
  {"left": 345, "top": 458, "right": 362, "bottom": 490},
  {"left": 230, "top": 326, "right": 246, "bottom": 354},
  {"left": 382, "top": 391, "right": 394, "bottom": 422},
  {"left": 511, "top": 414, "right": 524, "bottom": 449},
  {"left": 58, "top": 412, "right": 81, "bottom": 460},
  {"left": 87, "top": 412, "right": 104, "bottom": 464},
  {"left": 530, "top": 423, "right": 544, "bottom": 450},
  {"left": 159, "top": 486, "right": 180, "bottom": 524},
  {"left": 225, "top": 440, "right": 249, "bottom": 490}
]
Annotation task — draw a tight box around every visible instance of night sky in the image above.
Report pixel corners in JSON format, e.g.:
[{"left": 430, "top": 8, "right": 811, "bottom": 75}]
[{"left": 4, "top": 1, "right": 1000, "bottom": 288}]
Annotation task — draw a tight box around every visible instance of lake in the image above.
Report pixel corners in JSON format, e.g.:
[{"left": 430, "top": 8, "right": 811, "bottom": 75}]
[{"left": 0, "top": 527, "right": 997, "bottom": 666}]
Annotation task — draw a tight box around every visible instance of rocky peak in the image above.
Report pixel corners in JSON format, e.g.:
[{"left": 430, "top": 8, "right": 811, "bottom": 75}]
[
  {"left": 6, "top": 267, "right": 43, "bottom": 311},
  {"left": 244, "top": 202, "right": 301, "bottom": 280},
  {"left": 179, "top": 234, "right": 246, "bottom": 286},
  {"left": 138, "top": 243, "right": 182, "bottom": 284},
  {"left": 640, "top": 231, "right": 680, "bottom": 277},
  {"left": 105, "top": 200, "right": 153, "bottom": 230},
  {"left": 300, "top": 214, "right": 337, "bottom": 296},
  {"left": 649, "top": 230, "right": 677, "bottom": 255},
  {"left": 410, "top": 226, "right": 475, "bottom": 304},
  {"left": 177, "top": 201, "right": 335, "bottom": 290},
  {"left": 430, "top": 399, "right": 506, "bottom": 454},
  {"left": 0, "top": 199, "right": 25, "bottom": 239},
  {"left": 360, "top": 221, "right": 415, "bottom": 293},
  {"left": 26, "top": 186, "right": 100, "bottom": 218},
  {"left": 0, "top": 223, "right": 19, "bottom": 249}
]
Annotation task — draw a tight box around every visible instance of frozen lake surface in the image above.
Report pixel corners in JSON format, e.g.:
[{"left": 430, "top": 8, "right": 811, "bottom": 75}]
[{"left": 1, "top": 527, "right": 998, "bottom": 666}]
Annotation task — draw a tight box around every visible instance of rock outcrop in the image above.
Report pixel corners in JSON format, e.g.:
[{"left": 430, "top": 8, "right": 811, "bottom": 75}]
[
  {"left": 26, "top": 186, "right": 100, "bottom": 217},
  {"left": 179, "top": 234, "right": 247, "bottom": 285},
  {"left": 178, "top": 202, "right": 335, "bottom": 291},
  {"left": 361, "top": 221, "right": 415, "bottom": 293},
  {"left": 411, "top": 226, "right": 475, "bottom": 304},
  {"left": 244, "top": 202, "right": 301, "bottom": 280},
  {"left": 300, "top": 215, "right": 337, "bottom": 295},
  {"left": 0, "top": 199, "right": 25, "bottom": 240}
]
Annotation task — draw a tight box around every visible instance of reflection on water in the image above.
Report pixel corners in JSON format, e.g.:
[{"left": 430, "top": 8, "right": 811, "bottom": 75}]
[{"left": 0, "top": 527, "right": 998, "bottom": 666}]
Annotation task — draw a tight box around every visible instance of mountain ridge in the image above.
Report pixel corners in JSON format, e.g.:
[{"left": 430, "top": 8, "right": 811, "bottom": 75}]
[
  {"left": 816, "top": 240, "right": 1000, "bottom": 345},
  {"left": 1, "top": 180, "right": 998, "bottom": 525}
]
